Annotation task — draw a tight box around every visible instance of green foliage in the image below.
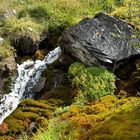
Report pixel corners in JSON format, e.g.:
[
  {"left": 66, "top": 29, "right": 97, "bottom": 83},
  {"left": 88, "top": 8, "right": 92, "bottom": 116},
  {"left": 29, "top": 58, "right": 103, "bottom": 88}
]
[
  {"left": 3, "top": 17, "right": 43, "bottom": 41},
  {"left": 28, "top": 4, "right": 50, "bottom": 21},
  {"left": 68, "top": 62, "right": 86, "bottom": 77},
  {"left": 69, "top": 63, "right": 116, "bottom": 105},
  {"left": 33, "top": 118, "right": 74, "bottom": 140},
  {"left": 111, "top": 0, "right": 140, "bottom": 28},
  {"left": 54, "top": 106, "right": 70, "bottom": 116}
]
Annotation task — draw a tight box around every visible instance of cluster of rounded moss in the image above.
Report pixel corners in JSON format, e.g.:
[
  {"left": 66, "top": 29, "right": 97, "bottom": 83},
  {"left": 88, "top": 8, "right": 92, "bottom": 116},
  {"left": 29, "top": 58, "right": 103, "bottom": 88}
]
[{"left": 68, "top": 62, "right": 116, "bottom": 105}]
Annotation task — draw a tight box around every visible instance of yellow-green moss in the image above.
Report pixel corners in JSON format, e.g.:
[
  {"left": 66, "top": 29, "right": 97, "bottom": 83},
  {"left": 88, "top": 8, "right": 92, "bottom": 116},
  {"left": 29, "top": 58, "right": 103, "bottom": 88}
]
[
  {"left": 111, "top": 0, "right": 140, "bottom": 27},
  {"left": 0, "top": 99, "right": 59, "bottom": 136},
  {"left": 33, "top": 95, "right": 140, "bottom": 140},
  {"left": 3, "top": 17, "right": 43, "bottom": 41},
  {"left": 19, "top": 99, "right": 54, "bottom": 110},
  {"left": 69, "top": 63, "right": 116, "bottom": 104},
  {"left": 91, "top": 110, "right": 140, "bottom": 140},
  {"left": 0, "top": 40, "right": 15, "bottom": 59}
]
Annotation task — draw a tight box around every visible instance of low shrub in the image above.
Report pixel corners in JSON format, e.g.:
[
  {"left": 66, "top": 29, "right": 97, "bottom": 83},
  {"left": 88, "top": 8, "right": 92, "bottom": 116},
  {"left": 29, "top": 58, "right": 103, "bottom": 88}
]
[{"left": 69, "top": 62, "right": 116, "bottom": 105}]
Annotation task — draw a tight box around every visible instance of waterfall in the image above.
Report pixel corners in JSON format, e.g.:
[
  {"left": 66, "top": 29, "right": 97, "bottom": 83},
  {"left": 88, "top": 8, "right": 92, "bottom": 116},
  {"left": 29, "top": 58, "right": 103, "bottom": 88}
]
[{"left": 0, "top": 47, "right": 61, "bottom": 124}]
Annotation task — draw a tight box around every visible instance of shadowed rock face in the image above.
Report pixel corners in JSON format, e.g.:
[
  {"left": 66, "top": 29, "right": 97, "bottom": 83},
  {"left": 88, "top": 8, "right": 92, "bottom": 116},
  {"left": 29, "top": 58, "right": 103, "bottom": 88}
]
[
  {"left": 59, "top": 13, "right": 140, "bottom": 71},
  {"left": 13, "top": 36, "right": 38, "bottom": 56},
  {"left": 0, "top": 56, "right": 16, "bottom": 96}
]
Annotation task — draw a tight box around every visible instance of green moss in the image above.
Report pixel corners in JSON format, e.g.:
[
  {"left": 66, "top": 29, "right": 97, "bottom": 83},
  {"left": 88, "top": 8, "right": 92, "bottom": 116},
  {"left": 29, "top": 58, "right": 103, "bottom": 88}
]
[
  {"left": 68, "top": 63, "right": 116, "bottom": 105},
  {"left": 68, "top": 62, "right": 85, "bottom": 77},
  {"left": 3, "top": 17, "right": 43, "bottom": 41},
  {"left": 91, "top": 110, "right": 140, "bottom": 140},
  {"left": 0, "top": 99, "right": 59, "bottom": 136},
  {"left": 0, "top": 39, "right": 15, "bottom": 59},
  {"left": 111, "top": 0, "right": 140, "bottom": 27},
  {"left": 19, "top": 99, "right": 54, "bottom": 110},
  {"left": 33, "top": 95, "right": 139, "bottom": 140}
]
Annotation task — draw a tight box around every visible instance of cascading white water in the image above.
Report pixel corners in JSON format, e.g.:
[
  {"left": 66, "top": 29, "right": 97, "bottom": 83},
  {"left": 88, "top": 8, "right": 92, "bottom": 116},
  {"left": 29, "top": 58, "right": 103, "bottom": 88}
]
[{"left": 0, "top": 47, "right": 61, "bottom": 124}]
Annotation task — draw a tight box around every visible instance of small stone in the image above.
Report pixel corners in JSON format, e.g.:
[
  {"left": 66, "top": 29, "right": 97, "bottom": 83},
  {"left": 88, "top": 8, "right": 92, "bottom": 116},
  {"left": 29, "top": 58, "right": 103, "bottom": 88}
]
[
  {"left": 27, "top": 122, "right": 37, "bottom": 132},
  {"left": 0, "top": 37, "right": 4, "bottom": 44},
  {"left": 34, "top": 77, "right": 46, "bottom": 93}
]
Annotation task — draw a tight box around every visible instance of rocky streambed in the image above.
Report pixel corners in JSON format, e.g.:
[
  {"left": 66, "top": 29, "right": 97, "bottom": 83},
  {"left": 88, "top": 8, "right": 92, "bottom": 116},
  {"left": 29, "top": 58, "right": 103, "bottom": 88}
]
[{"left": 0, "top": 13, "right": 139, "bottom": 139}]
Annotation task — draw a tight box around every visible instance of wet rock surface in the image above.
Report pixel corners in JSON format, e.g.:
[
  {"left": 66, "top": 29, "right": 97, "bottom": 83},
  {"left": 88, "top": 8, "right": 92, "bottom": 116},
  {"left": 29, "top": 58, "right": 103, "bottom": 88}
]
[
  {"left": 0, "top": 56, "right": 16, "bottom": 96},
  {"left": 40, "top": 67, "right": 72, "bottom": 104},
  {"left": 33, "top": 77, "right": 46, "bottom": 93},
  {"left": 59, "top": 13, "right": 140, "bottom": 71},
  {"left": 13, "top": 36, "right": 38, "bottom": 56},
  {"left": 0, "top": 56, "right": 16, "bottom": 77}
]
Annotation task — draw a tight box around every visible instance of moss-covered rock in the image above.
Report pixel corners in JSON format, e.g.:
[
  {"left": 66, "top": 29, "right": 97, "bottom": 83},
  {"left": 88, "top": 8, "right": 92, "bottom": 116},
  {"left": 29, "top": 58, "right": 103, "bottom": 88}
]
[
  {"left": 33, "top": 95, "right": 140, "bottom": 140},
  {"left": 0, "top": 99, "right": 60, "bottom": 138}
]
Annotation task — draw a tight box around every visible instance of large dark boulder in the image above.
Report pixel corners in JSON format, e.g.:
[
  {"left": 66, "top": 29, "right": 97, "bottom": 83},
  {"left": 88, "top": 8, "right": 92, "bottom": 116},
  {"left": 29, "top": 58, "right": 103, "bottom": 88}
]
[{"left": 59, "top": 13, "right": 140, "bottom": 71}]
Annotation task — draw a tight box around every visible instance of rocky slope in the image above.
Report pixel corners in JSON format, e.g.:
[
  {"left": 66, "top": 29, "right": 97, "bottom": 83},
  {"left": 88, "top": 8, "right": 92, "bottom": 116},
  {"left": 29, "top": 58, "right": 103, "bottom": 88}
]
[{"left": 0, "top": 1, "right": 139, "bottom": 139}]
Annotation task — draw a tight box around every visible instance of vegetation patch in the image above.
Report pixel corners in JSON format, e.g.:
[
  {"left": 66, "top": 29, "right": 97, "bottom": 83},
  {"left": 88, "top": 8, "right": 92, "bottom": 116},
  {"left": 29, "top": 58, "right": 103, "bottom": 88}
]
[
  {"left": 0, "top": 99, "right": 60, "bottom": 137},
  {"left": 0, "top": 39, "right": 14, "bottom": 59},
  {"left": 69, "top": 62, "right": 116, "bottom": 105},
  {"left": 33, "top": 95, "right": 139, "bottom": 140},
  {"left": 0, "top": 0, "right": 139, "bottom": 139}
]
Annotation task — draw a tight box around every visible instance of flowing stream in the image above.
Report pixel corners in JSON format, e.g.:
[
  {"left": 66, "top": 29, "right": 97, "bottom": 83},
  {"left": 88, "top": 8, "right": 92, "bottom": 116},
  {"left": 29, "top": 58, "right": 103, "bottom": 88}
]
[{"left": 0, "top": 47, "right": 61, "bottom": 124}]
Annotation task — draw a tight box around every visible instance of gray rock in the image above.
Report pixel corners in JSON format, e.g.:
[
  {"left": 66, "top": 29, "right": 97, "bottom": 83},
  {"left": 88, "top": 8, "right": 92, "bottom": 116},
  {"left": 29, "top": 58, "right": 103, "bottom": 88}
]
[
  {"left": 0, "top": 56, "right": 16, "bottom": 77},
  {"left": 34, "top": 77, "right": 46, "bottom": 93},
  {"left": 0, "top": 56, "right": 16, "bottom": 96},
  {"left": 0, "top": 37, "right": 4, "bottom": 44},
  {"left": 27, "top": 122, "right": 37, "bottom": 132},
  {"left": 59, "top": 13, "right": 140, "bottom": 71}
]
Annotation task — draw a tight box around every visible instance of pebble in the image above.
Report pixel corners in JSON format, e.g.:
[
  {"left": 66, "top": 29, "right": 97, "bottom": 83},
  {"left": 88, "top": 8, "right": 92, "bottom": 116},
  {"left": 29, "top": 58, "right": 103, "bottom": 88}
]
[{"left": 0, "top": 37, "right": 4, "bottom": 44}]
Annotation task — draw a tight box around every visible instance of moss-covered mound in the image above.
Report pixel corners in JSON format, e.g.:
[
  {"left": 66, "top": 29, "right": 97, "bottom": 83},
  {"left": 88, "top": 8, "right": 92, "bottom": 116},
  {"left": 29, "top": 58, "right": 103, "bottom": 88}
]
[
  {"left": 0, "top": 99, "right": 64, "bottom": 139},
  {"left": 68, "top": 62, "right": 116, "bottom": 105},
  {"left": 33, "top": 95, "right": 140, "bottom": 140}
]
